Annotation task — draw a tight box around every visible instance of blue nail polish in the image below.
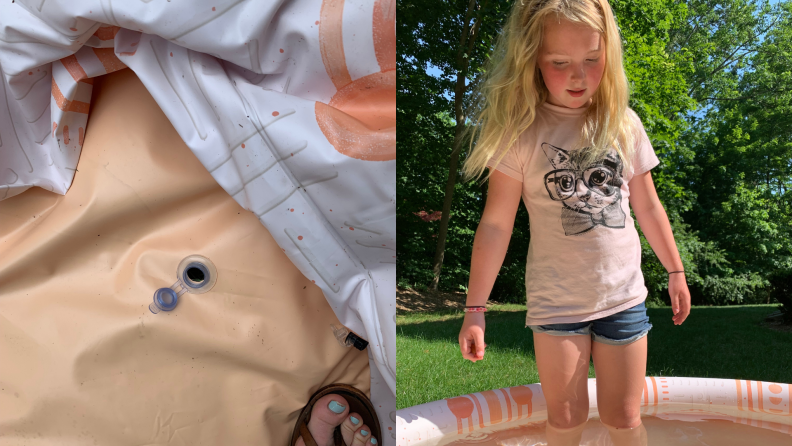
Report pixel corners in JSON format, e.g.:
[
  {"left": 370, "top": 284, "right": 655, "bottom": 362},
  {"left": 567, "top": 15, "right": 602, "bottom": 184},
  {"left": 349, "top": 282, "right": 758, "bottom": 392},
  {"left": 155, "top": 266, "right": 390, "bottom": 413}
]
[
  {"left": 371, "top": 439, "right": 378, "bottom": 444},
  {"left": 361, "top": 429, "right": 369, "bottom": 436},
  {"left": 328, "top": 400, "right": 345, "bottom": 414},
  {"left": 350, "top": 416, "right": 360, "bottom": 425}
]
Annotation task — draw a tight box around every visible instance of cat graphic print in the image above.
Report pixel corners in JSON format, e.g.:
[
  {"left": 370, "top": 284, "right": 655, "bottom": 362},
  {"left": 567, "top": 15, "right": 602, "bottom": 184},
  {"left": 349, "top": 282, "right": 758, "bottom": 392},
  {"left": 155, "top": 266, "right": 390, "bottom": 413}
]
[{"left": 542, "top": 142, "right": 626, "bottom": 236}]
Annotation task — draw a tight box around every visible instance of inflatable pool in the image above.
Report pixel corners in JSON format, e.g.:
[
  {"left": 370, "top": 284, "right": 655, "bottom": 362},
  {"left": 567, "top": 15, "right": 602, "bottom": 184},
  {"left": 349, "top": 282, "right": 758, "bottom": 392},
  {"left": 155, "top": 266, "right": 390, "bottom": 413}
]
[
  {"left": 396, "top": 377, "right": 792, "bottom": 445},
  {"left": 0, "top": 0, "right": 396, "bottom": 443}
]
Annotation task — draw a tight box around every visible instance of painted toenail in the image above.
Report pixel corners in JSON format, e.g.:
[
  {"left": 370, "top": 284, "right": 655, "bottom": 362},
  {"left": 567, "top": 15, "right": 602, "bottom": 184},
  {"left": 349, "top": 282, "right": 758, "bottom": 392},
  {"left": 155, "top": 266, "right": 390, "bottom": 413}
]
[
  {"left": 328, "top": 401, "right": 346, "bottom": 414},
  {"left": 371, "top": 439, "right": 377, "bottom": 444},
  {"left": 350, "top": 416, "right": 360, "bottom": 425},
  {"left": 361, "top": 430, "right": 369, "bottom": 436}
]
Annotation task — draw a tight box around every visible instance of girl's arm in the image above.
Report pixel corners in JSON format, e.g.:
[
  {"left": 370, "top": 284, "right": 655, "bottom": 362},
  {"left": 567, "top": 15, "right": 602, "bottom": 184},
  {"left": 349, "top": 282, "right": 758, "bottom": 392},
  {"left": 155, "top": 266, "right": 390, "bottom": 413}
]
[
  {"left": 629, "top": 170, "right": 691, "bottom": 325},
  {"left": 465, "top": 170, "right": 524, "bottom": 307},
  {"left": 459, "top": 170, "right": 522, "bottom": 362}
]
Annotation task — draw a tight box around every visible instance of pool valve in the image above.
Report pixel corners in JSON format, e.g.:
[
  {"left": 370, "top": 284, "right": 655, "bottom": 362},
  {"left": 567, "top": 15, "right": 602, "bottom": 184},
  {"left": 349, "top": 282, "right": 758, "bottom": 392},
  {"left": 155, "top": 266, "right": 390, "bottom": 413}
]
[{"left": 150, "top": 255, "right": 218, "bottom": 314}]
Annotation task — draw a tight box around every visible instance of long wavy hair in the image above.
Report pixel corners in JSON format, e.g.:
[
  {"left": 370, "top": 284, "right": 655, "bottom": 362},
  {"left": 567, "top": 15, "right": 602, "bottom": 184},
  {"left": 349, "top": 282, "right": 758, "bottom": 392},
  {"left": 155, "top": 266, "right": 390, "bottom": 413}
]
[{"left": 461, "top": 0, "right": 637, "bottom": 182}]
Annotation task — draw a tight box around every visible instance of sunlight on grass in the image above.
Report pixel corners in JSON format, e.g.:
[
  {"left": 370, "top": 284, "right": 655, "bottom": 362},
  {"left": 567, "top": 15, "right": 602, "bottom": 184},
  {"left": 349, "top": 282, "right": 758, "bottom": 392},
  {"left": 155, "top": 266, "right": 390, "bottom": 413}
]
[{"left": 397, "top": 304, "right": 790, "bottom": 409}]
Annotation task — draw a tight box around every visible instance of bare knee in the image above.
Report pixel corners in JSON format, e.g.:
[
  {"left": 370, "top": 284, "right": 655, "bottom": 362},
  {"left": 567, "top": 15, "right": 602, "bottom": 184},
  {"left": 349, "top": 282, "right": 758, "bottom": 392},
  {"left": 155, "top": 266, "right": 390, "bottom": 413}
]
[
  {"left": 547, "top": 399, "right": 589, "bottom": 428},
  {"left": 600, "top": 407, "right": 641, "bottom": 429}
]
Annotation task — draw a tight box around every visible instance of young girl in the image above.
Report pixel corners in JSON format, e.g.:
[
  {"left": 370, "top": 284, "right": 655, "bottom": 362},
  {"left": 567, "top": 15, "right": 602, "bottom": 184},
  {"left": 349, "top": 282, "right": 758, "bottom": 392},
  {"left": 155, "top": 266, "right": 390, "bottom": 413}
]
[{"left": 457, "top": 0, "right": 691, "bottom": 445}]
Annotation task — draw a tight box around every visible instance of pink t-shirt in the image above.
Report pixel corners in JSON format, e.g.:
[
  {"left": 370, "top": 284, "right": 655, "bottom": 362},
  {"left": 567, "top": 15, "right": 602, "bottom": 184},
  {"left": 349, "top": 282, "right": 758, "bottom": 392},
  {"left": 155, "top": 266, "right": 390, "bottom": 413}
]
[{"left": 486, "top": 101, "right": 660, "bottom": 326}]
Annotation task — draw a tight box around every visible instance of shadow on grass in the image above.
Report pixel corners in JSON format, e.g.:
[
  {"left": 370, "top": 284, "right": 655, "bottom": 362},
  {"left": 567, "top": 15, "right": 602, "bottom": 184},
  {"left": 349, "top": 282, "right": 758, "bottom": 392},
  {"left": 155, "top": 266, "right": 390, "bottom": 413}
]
[{"left": 398, "top": 305, "right": 792, "bottom": 383}]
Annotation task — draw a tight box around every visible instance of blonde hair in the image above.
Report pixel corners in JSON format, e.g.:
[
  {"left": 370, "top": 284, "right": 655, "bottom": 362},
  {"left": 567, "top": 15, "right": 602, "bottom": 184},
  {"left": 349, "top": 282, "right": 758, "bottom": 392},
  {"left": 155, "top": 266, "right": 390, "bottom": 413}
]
[{"left": 462, "top": 0, "right": 637, "bottom": 182}]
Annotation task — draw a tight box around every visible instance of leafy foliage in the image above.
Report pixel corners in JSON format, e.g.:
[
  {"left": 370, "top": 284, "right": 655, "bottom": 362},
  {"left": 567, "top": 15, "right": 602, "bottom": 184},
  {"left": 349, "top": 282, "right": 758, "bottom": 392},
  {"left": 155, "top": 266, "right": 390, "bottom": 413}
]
[{"left": 398, "top": 0, "right": 792, "bottom": 311}]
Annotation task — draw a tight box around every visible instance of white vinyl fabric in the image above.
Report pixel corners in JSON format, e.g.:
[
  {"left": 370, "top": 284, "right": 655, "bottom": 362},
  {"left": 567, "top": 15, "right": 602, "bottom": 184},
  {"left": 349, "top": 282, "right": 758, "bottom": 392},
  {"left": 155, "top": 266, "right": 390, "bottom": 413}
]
[{"left": 0, "top": 0, "right": 396, "bottom": 440}]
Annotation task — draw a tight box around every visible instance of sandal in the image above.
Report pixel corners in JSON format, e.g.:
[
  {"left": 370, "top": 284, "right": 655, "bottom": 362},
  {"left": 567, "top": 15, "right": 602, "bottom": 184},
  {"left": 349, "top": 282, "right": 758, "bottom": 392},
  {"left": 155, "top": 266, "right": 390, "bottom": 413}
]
[{"left": 290, "top": 383, "right": 382, "bottom": 446}]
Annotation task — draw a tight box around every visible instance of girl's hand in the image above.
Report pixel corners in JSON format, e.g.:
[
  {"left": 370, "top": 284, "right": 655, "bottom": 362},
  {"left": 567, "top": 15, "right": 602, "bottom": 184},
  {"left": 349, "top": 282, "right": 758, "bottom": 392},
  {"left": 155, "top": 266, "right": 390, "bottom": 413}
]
[
  {"left": 669, "top": 274, "right": 691, "bottom": 325},
  {"left": 459, "top": 312, "right": 487, "bottom": 362}
]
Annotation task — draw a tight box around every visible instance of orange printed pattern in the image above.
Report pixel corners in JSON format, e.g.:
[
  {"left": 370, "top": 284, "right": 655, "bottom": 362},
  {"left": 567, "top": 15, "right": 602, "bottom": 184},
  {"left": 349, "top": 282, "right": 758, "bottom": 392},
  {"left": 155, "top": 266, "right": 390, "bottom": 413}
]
[
  {"left": 92, "top": 48, "right": 127, "bottom": 74},
  {"left": 641, "top": 377, "right": 792, "bottom": 415},
  {"left": 499, "top": 388, "right": 513, "bottom": 421},
  {"left": 93, "top": 25, "right": 120, "bottom": 41},
  {"left": 60, "top": 55, "right": 93, "bottom": 84},
  {"left": 445, "top": 396, "right": 474, "bottom": 434},
  {"left": 510, "top": 385, "right": 534, "bottom": 420},
  {"left": 445, "top": 385, "right": 534, "bottom": 434},
  {"left": 649, "top": 376, "right": 660, "bottom": 405},
  {"left": 480, "top": 390, "right": 502, "bottom": 424},
  {"left": 469, "top": 393, "right": 485, "bottom": 428},
  {"left": 372, "top": 0, "right": 395, "bottom": 71},
  {"left": 315, "top": 0, "right": 395, "bottom": 161},
  {"left": 51, "top": 78, "right": 90, "bottom": 114},
  {"left": 737, "top": 380, "right": 792, "bottom": 416},
  {"left": 50, "top": 30, "right": 129, "bottom": 155},
  {"left": 403, "top": 378, "right": 792, "bottom": 442}
]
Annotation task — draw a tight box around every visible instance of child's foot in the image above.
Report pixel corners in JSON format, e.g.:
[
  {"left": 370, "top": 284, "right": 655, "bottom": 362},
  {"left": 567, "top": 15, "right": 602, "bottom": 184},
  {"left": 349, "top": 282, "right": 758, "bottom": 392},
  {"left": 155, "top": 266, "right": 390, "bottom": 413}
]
[{"left": 295, "top": 393, "right": 378, "bottom": 446}]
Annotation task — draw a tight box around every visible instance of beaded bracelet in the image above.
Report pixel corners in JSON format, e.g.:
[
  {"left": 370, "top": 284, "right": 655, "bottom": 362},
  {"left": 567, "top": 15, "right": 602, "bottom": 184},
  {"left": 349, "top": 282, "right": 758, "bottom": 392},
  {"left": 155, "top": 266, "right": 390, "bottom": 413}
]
[
  {"left": 668, "top": 270, "right": 685, "bottom": 275},
  {"left": 464, "top": 306, "right": 487, "bottom": 313}
]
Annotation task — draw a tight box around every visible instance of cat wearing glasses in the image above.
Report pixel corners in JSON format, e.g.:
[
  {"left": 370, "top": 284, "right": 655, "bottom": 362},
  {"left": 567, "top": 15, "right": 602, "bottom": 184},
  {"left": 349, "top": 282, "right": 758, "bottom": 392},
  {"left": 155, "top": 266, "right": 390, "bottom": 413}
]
[{"left": 542, "top": 142, "right": 626, "bottom": 236}]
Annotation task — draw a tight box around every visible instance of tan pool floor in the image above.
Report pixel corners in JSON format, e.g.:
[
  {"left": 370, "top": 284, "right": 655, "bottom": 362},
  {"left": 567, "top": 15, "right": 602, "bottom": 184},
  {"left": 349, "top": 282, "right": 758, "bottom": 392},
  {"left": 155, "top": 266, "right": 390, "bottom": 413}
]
[{"left": 0, "top": 68, "right": 371, "bottom": 445}]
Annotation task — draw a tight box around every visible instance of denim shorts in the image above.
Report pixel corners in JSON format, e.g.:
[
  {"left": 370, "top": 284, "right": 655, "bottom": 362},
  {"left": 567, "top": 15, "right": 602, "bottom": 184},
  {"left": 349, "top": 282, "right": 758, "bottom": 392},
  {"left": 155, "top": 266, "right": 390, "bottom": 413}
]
[{"left": 527, "top": 300, "right": 652, "bottom": 346}]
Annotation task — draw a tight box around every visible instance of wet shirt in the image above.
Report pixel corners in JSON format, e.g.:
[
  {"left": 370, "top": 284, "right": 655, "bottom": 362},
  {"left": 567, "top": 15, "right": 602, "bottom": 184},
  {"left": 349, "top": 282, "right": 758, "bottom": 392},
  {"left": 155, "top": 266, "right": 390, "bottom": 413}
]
[{"left": 486, "top": 101, "right": 660, "bottom": 326}]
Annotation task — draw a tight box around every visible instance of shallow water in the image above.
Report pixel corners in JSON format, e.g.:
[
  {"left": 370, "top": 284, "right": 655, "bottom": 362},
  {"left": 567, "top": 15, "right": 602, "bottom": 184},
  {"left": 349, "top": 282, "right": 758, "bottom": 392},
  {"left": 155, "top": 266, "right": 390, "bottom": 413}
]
[
  {"left": 401, "top": 381, "right": 792, "bottom": 446},
  {"left": 441, "top": 413, "right": 792, "bottom": 445}
]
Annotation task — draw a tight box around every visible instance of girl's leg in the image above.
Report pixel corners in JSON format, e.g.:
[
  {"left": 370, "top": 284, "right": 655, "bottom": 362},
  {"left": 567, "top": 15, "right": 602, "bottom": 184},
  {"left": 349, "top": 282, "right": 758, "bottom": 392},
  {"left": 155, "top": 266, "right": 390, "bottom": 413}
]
[
  {"left": 533, "top": 332, "right": 592, "bottom": 446},
  {"left": 590, "top": 335, "right": 649, "bottom": 446}
]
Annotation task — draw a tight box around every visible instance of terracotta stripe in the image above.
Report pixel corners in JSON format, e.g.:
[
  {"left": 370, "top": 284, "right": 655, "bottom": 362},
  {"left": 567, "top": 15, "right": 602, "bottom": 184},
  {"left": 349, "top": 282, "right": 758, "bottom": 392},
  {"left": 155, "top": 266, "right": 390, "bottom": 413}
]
[
  {"left": 372, "top": 0, "right": 395, "bottom": 72},
  {"left": 748, "top": 380, "right": 754, "bottom": 411},
  {"left": 758, "top": 381, "right": 764, "bottom": 411},
  {"left": 319, "top": 0, "right": 351, "bottom": 90},
  {"left": 736, "top": 379, "right": 743, "bottom": 411},
  {"left": 60, "top": 55, "right": 88, "bottom": 83},
  {"left": 51, "top": 78, "right": 90, "bottom": 114},
  {"left": 649, "top": 377, "right": 658, "bottom": 406},
  {"left": 93, "top": 26, "right": 120, "bottom": 40},
  {"left": 68, "top": 101, "right": 90, "bottom": 114},
  {"left": 509, "top": 385, "right": 533, "bottom": 420},
  {"left": 63, "top": 126, "right": 70, "bottom": 145},
  {"left": 78, "top": 127, "right": 84, "bottom": 146},
  {"left": 446, "top": 396, "right": 475, "bottom": 435},
  {"left": 471, "top": 394, "right": 485, "bottom": 429},
  {"left": 92, "top": 48, "right": 127, "bottom": 74},
  {"left": 642, "top": 380, "right": 648, "bottom": 407},
  {"left": 52, "top": 78, "right": 68, "bottom": 110},
  {"left": 498, "top": 388, "right": 513, "bottom": 422},
  {"left": 481, "top": 390, "right": 503, "bottom": 424}
]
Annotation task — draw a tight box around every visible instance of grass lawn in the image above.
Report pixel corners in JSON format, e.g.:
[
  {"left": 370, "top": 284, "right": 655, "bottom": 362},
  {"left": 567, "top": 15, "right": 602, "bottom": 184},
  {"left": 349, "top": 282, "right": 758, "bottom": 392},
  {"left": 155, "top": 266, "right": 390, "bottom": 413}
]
[{"left": 396, "top": 303, "right": 792, "bottom": 410}]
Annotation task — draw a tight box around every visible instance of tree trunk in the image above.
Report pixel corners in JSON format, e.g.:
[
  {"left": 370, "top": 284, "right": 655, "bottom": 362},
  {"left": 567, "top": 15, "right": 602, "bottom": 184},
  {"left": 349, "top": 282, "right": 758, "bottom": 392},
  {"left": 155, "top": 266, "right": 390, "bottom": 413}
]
[{"left": 430, "top": 0, "right": 483, "bottom": 290}]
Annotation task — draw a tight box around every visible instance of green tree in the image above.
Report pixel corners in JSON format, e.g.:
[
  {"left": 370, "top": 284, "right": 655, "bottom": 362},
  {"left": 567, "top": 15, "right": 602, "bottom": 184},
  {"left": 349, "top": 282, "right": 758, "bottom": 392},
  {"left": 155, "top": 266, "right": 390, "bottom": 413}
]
[
  {"left": 678, "top": 0, "right": 792, "bottom": 304},
  {"left": 398, "top": 0, "right": 792, "bottom": 315}
]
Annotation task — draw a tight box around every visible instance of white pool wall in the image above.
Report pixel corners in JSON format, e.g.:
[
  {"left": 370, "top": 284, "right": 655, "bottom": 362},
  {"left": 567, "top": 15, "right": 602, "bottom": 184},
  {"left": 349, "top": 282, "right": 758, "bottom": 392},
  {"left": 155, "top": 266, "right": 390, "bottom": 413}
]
[{"left": 395, "top": 377, "right": 792, "bottom": 445}]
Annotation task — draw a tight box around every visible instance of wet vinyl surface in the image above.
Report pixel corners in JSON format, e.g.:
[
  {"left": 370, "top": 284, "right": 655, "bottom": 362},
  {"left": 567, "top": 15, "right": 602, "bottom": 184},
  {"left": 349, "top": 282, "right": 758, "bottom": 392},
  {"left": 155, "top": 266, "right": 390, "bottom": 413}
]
[
  {"left": 442, "top": 414, "right": 792, "bottom": 446},
  {"left": 0, "top": 69, "right": 371, "bottom": 446}
]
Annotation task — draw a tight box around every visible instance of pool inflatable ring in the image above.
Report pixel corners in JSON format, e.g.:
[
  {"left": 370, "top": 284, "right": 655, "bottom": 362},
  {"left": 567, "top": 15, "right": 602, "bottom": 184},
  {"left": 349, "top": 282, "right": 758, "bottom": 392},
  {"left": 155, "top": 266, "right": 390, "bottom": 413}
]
[{"left": 396, "top": 377, "right": 792, "bottom": 445}]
